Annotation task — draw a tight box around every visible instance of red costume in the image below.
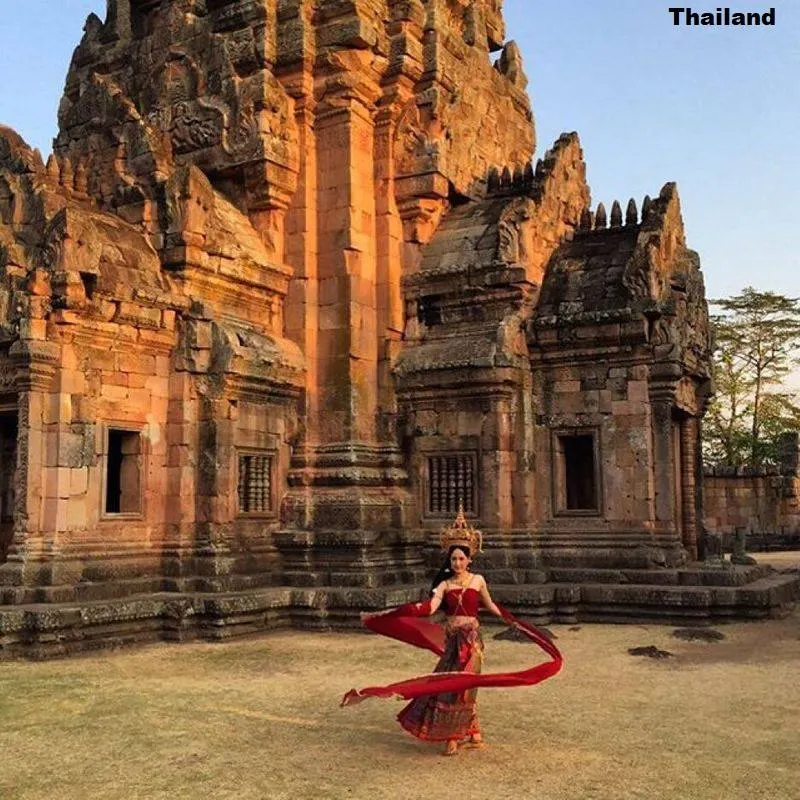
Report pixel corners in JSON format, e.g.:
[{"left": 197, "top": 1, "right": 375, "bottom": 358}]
[
  {"left": 342, "top": 510, "right": 563, "bottom": 746},
  {"left": 341, "top": 591, "right": 563, "bottom": 741}
]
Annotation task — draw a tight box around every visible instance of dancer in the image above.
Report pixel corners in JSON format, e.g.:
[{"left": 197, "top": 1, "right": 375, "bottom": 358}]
[{"left": 342, "top": 510, "right": 563, "bottom": 756}]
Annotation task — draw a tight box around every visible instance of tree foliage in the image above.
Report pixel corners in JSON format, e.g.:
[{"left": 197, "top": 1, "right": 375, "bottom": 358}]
[{"left": 704, "top": 287, "right": 800, "bottom": 466}]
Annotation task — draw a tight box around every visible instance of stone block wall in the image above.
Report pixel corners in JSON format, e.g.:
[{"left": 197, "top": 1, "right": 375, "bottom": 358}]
[
  {"left": 531, "top": 359, "right": 655, "bottom": 531},
  {"left": 703, "top": 466, "right": 800, "bottom": 548},
  {"left": 0, "top": 0, "right": 719, "bottom": 621},
  {"left": 402, "top": 374, "right": 529, "bottom": 530}
]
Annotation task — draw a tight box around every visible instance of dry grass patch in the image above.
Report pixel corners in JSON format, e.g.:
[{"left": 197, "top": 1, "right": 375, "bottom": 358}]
[{"left": 2, "top": 609, "right": 799, "bottom": 800}]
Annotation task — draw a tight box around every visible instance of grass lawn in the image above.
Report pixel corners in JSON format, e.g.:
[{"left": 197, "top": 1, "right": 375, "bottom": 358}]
[{"left": 2, "top": 607, "right": 799, "bottom": 800}]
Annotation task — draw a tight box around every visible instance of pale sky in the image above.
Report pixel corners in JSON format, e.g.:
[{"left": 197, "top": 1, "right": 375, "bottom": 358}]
[{"left": 1, "top": 1, "right": 798, "bottom": 303}]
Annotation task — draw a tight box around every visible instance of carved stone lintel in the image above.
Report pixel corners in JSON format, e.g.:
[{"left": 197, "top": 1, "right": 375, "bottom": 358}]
[{"left": 8, "top": 339, "right": 59, "bottom": 391}]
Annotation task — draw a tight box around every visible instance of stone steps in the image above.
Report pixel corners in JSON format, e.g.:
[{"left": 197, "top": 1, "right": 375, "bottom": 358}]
[
  {"left": 480, "top": 563, "right": 775, "bottom": 588},
  {"left": 493, "top": 570, "right": 799, "bottom": 624},
  {"left": 1, "top": 569, "right": 797, "bottom": 659},
  {"left": 545, "top": 564, "right": 773, "bottom": 587}
]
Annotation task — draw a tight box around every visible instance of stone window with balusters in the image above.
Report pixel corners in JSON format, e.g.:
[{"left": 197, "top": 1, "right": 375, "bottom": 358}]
[
  {"left": 426, "top": 452, "right": 478, "bottom": 518},
  {"left": 237, "top": 452, "right": 275, "bottom": 515}
]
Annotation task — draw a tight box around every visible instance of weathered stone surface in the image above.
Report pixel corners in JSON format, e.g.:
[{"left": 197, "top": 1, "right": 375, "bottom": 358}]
[
  {"left": 0, "top": 1, "right": 794, "bottom": 657},
  {"left": 703, "top": 433, "right": 800, "bottom": 550}
]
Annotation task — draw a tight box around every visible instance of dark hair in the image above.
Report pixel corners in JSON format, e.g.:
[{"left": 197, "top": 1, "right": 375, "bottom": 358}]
[{"left": 429, "top": 545, "right": 472, "bottom": 595}]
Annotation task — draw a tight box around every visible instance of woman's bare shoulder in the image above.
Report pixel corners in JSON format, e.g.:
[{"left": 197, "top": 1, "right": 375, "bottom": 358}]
[{"left": 472, "top": 573, "right": 488, "bottom": 588}]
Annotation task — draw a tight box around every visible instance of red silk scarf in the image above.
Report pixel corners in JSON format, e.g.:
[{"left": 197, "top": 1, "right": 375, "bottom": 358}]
[{"left": 340, "top": 600, "right": 563, "bottom": 707}]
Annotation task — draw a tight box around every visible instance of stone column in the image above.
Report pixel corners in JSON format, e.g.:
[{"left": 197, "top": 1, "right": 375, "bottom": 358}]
[
  {"left": 374, "top": 103, "right": 406, "bottom": 441},
  {"left": 373, "top": 4, "right": 425, "bottom": 439},
  {"left": 314, "top": 83, "right": 380, "bottom": 445},
  {"left": 282, "top": 69, "right": 320, "bottom": 436},
  {"left": 680, "top": 416, "right": 699, "bottom": 560},
  {"left": 0, "top": 339, "right": 58, "bottom": 589},
  {"left": 275, "top": 51, "right": 420, "bottom": 588},
  {"left": 194, "top": 394, "right": 236, "bottom": 590},
  {"left": 650, "top": 398, "right": 676, "bottom": 528}
]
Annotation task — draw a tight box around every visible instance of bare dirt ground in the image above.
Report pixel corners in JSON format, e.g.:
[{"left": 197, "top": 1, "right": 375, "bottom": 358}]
[
  {"left": 754, "top": 550, "right": 800, "bottom": 570},
  {"left": 2, "top": 570, "right": 799, "bottom": 800}
]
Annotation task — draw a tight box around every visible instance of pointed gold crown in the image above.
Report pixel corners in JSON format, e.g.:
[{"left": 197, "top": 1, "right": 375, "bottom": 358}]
[{"left": 440, "top": 506, "right": 483, "bottom": 554}]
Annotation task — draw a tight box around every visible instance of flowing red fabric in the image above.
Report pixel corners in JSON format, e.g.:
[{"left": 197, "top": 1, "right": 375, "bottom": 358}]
[{"left": 340, "top": 600, "right": 563, "bottom": 707}]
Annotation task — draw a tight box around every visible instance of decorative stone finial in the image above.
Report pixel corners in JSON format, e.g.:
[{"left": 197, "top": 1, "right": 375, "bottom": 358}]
[
  {"left": 610, "top": 200, "right": 623, "bottom": 228},
  {"left": 523, "top": 162, "right": 534, "bottom": 187},
  {"left": 59, "top": 157, "right": 73, "bottom": 192},
  {"left": 625, "top": 198, "right": 638, "bottom": 226},
  {"left": 487, "top": 166, "right": 500, "bottom": 193},
  {"left": 74, "top": 162, "right": 89, "bottom": 196},
  {"left": 594, "top": 202, "right": 607, "bottom": 229},
  {"left": 46, "top": 154, "right": 59, "bottom": 180}
]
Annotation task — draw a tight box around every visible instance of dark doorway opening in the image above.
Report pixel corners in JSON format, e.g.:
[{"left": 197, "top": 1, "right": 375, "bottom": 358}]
[
  {"left": 0, "top": 413, "right": 18, "bottom": 562},
  {"left": 106, "top": 429, "right": 141, "bottom": 515},
  {"left": 562, "top": 434, "right": 598, "bottom": 511}
]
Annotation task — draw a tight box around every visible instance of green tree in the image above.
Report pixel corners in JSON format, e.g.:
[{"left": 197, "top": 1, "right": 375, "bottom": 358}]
[{"left": 705, "top": 287, "right": 800, "bottom": 466}]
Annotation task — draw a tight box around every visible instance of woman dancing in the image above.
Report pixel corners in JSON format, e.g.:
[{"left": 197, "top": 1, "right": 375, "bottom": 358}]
[{"left": 341, "top": 510, "right": 563, "bottom": 756}]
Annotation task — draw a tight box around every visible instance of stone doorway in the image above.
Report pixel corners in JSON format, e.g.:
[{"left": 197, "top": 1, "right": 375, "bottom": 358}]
[{"left": 0, "top": 412, "right": 17, "bottom": 563}]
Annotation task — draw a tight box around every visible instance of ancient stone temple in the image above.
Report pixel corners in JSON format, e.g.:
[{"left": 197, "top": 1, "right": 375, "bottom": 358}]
[{"left": 0, "top": 0, "right": 796, "bottom": 655}]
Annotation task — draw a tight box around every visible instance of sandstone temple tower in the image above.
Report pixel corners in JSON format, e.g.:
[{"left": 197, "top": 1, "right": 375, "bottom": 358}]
[{"left": 0, "top": 1, "right": 795, "bottom": 654}]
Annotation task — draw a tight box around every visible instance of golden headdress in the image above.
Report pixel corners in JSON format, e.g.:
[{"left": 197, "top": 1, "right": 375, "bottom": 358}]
[{"left": 440, "top": 506, "right": 483, "bottom": 554}]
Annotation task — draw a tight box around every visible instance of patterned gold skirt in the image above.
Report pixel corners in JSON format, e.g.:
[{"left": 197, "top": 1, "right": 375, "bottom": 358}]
[{"left": 396, "top": 619, "right": 483, "bottom": 742}]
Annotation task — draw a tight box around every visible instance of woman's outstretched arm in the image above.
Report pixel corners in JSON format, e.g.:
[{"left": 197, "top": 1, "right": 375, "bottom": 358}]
[
  {"left": 361, "top": 581, "right": 446, "bottom": 620},
  {"left": 426, "top": 581, "right": 446, "bottom": 615},
  {"left": 478, "top": 575, "right": 504, "bottom": 619}
]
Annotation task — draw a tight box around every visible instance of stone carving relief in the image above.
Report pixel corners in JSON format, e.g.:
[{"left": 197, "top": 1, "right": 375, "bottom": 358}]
[
  {"left": 394, "top": 101, "right": 433, "bottom": 178},
  {"left": 387, "top": 7, "right": 534, "bottom": 207},
  {"left": 41, "top": 212, "right": 67, "bottom": 274},
  {"left": 171, "top": 101, "right": 224, "bottom": 154},
  {"left": 56, "top": 75, "right": 172, "bottom": 208},
  {"left": 144, "top": 54, "right": 223, "bottom": 156},
  {"left": 0, "top": 282, "right": 9, "bottom": 330},
  {"left": 244, "top": 72, "right": 297, "bottom": 164},
  {"left": 0, "top": 178, "right": 14, "bottom": 226},
  {"left": 648, "top": 314, "right": 677, "bottom": 361},
  {"left": 58, "top": 3, "right": 299, "bottom": 213},
  {"left": 675, "top": 252, "right": 712, "bottom": 377},
  {"left": 224, "top": 27, "right": 259, "bottom": 78},
  {"left": 0, "top": 355, "right": 15, "bottom": 389},
  {"left": 643, "top": 246, "right": 711, "bottom": 380},
  {"left": 497, "top": 311, "right": 529, "bottom": 359},
  {"left": 623, "top": 246, "right": 660, "bottom": 302},
  {"left": 428, "top": 44, "right": 534, "bottom": 196},
  {"left": 497, "top": 197, "right": 535, "bottom": 266},
  {"left": 625, "top": 185, "right": 686, "bottom": 304}
]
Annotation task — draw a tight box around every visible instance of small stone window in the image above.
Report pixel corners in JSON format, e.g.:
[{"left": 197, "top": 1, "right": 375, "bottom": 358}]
[
  {"left": 0, "top": 178, "right": 15, "bottom": 226},
  {"left": 105, "top": 429, "right": 142, "bottom": 515},
  {"left": 237, "top": 452, "right": 274, "bottom": 515},
  {"left": 554, "top": 431, "right": 601, "bottom": 515},
  {"left": 80, "top": 272, "right": 97, "bottom": 300},
  {"left": 417, "top": 295, "right": 443, "bottom": 327},
  {"left": 426, "top": 453, "right": 478, "bottom": 517},
  {"left": 0, "top": 414, "right": 17, "bottom": 524}
]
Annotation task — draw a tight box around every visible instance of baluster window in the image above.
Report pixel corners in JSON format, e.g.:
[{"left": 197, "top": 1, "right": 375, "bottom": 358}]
[
  {"left": 426, "top": 453, "right": 477, "bottom": 516},
  {"left": 237, "top": 453, "right": 274, "bottom": 515}
]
